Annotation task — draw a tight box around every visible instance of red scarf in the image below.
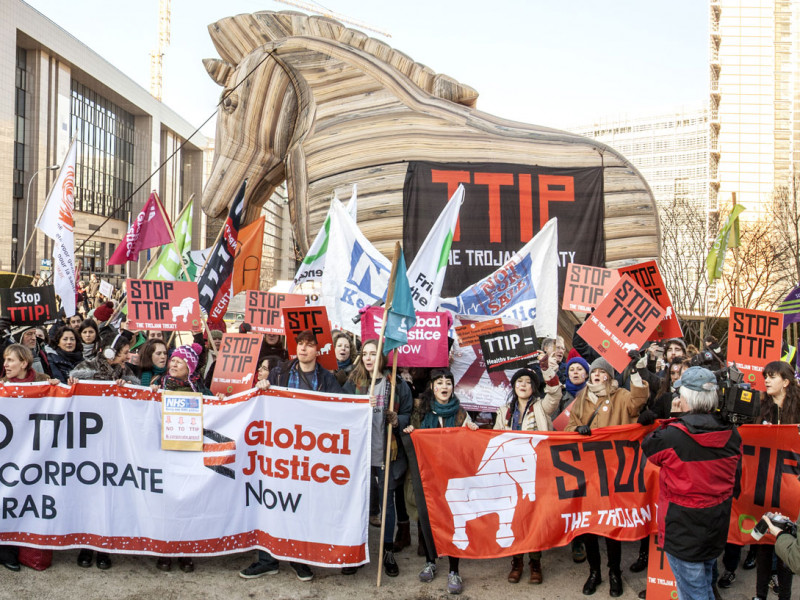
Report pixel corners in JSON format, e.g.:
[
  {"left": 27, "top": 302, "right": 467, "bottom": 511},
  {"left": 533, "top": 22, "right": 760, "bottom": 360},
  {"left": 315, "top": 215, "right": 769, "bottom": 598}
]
[{"left": 8, "top": 368, "right": 37, "bottom": 383}]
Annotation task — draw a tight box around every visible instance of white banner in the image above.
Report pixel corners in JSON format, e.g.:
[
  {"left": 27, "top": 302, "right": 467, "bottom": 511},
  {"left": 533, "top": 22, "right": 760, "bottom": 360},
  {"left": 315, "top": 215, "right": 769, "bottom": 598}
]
[{"left": 0, "top": 382, "right": 371, "bottom": 567}]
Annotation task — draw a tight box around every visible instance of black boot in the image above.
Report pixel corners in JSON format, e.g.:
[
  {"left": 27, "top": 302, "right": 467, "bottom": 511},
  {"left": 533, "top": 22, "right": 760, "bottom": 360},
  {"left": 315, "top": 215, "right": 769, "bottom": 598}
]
[
  {"left": 609, "top": 570, "right": 623, "bottom": 597},
  {"left": 583, "top": 570, "right": 602, "bottom": 595},
  {"left": 629, "top": 550, "right": 648, "bottom": 573}
]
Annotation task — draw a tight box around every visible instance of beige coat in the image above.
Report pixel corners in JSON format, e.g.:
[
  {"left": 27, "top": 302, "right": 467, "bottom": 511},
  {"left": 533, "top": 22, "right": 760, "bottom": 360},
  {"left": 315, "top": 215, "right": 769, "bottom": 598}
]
[
  {"left": 564, "top": 382, "right": 648, "bottom": 431},
  {"left": 494, "top": 383, "right": 561, "bottom": 432}
]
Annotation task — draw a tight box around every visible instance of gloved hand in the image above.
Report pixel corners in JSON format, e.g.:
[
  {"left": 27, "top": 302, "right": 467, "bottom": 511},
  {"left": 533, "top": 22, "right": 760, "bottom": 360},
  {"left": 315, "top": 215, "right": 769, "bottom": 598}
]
[
  {"left": 637, "top": 409, "right": 657, "bottom": 426},
  {"left": 576, "top": 425, "right": 592, "bottom": 436},
  {"left": 627, "top": 349, "right": 642, "bottom": 361},
  {"left": 385, "top": 410, "right": 398, "bottom": 427}
]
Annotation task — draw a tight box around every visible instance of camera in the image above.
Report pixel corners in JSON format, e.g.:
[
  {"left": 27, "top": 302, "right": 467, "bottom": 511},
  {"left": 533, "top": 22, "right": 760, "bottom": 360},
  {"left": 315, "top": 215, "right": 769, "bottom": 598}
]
[
  {"left": 716, "top": 364, "right": 761, "bottom": 425},
  {"left": 752, "top": 512, "right": 797, "bottom": 541},
  {"left": 690, "top": 350, "right": 716, "bottom": 368}
]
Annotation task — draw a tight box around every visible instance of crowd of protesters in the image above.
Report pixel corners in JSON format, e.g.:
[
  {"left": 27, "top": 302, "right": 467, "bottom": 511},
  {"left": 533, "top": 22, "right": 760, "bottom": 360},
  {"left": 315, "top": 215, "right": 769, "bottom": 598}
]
[{"left": 0, "top": 277, "right": 797, "bottom": 600}]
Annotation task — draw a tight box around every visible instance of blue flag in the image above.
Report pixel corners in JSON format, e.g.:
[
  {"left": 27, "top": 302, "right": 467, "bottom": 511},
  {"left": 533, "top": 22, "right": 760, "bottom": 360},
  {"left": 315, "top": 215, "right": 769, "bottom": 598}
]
[{"left": 384, "top": 252, "right": 417, "bottom": 355}]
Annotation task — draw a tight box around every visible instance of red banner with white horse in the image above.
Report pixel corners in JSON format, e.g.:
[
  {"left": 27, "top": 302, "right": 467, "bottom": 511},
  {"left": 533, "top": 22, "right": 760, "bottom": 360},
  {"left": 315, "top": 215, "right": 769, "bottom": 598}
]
[{"left": 411, "top": 424, "right": 800, "bottom": 558}]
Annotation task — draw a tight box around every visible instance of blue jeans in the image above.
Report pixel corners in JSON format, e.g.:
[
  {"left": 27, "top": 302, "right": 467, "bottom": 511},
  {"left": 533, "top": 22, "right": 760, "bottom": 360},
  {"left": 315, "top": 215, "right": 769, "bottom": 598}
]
[{"left": 666, "top": 552, "right": 715, "bottom": 600}]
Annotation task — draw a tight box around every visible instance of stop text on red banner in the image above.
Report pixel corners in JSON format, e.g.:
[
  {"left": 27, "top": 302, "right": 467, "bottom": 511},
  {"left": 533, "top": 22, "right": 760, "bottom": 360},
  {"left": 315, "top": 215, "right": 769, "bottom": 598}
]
[
  {"left": 126, "top": 279, "right": 202, "bottom": 332},
  {"left": 245, "top": 291, "right": 305, "bottom": 335}
]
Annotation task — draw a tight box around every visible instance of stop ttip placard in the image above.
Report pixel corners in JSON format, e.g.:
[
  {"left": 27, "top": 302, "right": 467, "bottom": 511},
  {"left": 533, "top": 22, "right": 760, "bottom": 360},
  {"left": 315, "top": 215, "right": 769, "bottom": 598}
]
[
  {"left": 210, "top": 333, "right": 264, "bottom": 395},
  {"left": 727, "top": 307, "right": 783, "bottom": 392},
  {"left": 126, "top": 279, "right": 202, "bottom": 332}
]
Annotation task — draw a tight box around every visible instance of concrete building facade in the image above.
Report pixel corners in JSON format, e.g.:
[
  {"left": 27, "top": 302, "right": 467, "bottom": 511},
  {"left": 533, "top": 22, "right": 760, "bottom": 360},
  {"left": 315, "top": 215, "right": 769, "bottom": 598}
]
[{"left": 1, "top": 0, "right": 206, "bottom": 284}]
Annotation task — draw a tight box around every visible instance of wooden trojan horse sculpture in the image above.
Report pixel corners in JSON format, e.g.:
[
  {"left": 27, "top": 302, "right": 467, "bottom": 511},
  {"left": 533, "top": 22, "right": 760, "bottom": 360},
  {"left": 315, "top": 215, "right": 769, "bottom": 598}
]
[{"left": 201, "top": 10, "right": 659, "bottom": 270}]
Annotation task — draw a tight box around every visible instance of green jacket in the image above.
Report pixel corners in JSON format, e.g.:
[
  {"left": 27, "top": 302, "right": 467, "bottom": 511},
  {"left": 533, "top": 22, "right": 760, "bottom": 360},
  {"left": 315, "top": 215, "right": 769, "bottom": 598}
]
[{"left": 775, "top": 515, "right": 800, "bottom": 574}]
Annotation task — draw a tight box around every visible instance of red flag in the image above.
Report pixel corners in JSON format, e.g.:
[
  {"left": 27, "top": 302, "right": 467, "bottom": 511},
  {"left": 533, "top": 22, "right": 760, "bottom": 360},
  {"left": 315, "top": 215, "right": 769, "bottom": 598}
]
[
  {"left": 233, "top": 216, "right": 265, "bottom": 294},
  {"left": 108, "top": 192, "right": 173, "bottom": 265}
]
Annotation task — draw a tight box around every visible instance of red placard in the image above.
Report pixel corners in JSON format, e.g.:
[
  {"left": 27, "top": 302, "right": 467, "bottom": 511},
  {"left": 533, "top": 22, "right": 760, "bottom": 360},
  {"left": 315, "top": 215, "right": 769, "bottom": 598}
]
[
  {"left": 562, "top": 264, "right": 620, "bottom": 313},
  {"left": 245, "top": 291, "right": 306, "bottom": 334},
  {"left": 618, "top": 261, "right": 682, "bottom": 340},
  {"left": 126, "top": 279, "right": 202, "bottom": 332},
  {"left": 210, "top": 333, "right": 263, "bottom": 395},
  {"left": 281, "top": 305, "right": 336, "bottom": 371},
  {"left": 454, "top": 318, "right": 504, "bottom": 347},
  {"left": 577, "top": 277, "right": 664, "bottom": 372},
  {"left": 644, "top": 535, "right": 678, "bottom": 600},
  {"left": 727, "top": 307, "right": 783, "bottom": 392},
  {"left": 360, "top": 307, "right": 450, "bottom": 368}
]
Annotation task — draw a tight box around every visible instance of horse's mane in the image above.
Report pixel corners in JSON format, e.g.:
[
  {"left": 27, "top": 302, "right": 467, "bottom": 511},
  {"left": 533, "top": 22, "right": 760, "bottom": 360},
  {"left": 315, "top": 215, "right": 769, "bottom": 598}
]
[{"left": 204, "top": 10, "right": 478, "bottom": 107}]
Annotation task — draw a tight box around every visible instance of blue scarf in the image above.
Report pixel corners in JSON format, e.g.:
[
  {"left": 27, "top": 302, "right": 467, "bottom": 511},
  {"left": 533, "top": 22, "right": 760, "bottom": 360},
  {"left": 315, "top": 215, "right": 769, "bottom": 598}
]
[
  {"left": 421, "top": 396, "right": 461, "bottom": 429},
  {"left": 565, "top": 357, "right": 590, "bottom": 397}
]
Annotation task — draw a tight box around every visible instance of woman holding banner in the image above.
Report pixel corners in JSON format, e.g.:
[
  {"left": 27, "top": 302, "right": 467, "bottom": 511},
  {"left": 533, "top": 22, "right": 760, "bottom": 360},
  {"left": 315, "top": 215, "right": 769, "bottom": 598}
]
[
  {"left": 342, "top": 339, "right": 412, "bottom": 578},
  {"left": 752, "top": 361, "right": 800, "bottom": 600},
  {"left": 69, "top": 331, "right": 139, "bottom": 387},
  {"left": 565, "top": 356, "right": 649, "bottom": 597},
  {"left": 45, "top": 326, "right": 84, "bottom": 384},
  {"left": 493, "top": 358, "right": 560, "bottom": 584},
  {"left": 404, "top": 368, "right": 478, "bottom": 595}
]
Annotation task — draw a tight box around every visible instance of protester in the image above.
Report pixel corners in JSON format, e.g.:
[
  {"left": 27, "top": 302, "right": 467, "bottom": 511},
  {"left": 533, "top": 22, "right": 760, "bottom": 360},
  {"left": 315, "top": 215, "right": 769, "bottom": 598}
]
[
  {"left": 749, "top": 361, "right": 800, "bottom": 600},
  {"left": 78, "top": 320, "right": 102, "bottom": 360},
  {"left": 333, "top": 331, "right": 356, "bottom": 385},
  {"left": 0, "top": 344, "right": 59, "bottom": 572},
  {"left": 260, "top": 332, "right": 289, "bottom": 363},
  {"left": 153, "top": 343, "right": 209, "bottom": 396},
  {"left": 556, "top": 356, "right": 590, "bottom": 417},
  {"left": 46, "top": 326, "right": 84, "bottom": 384},
  {"left": 404, "top": 368, "right": 479, "bottom": 595},
  {"left": 565, "top": 356, "right": 649, "bottom": 597},
  {"left": 136, "top": 339, "right": 169, "bottom": 387},
  {"left": 342, "top": 338, "right": 412, "bottom": 577},
  {"left": 70, "top": 330, "right": 138, "bottom": 386},
  {"left": 93, "top": 301, "right": 115, "bottom": 326},
  {"left": 493, "top": 360, "right": 560, "bottom": 584},
  {"left": 13, "top": 325, "right": 52, "bottom": 377},
  {"left": 642, "top": 366, "right": 741, "bottom": 600},
  {"left": 541, "top": 336, "right": 567, "bottom": 382},
  {"left": 239, "top": 330, "right": 342, "bottom": 582}
]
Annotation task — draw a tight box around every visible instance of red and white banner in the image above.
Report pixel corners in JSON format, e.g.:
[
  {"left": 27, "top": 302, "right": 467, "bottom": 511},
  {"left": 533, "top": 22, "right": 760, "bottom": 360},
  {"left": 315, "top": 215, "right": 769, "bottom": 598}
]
[
  {"left": 108, "top": 192, "right": 173, "bottom": 265},
  {"left": 126, "top": 279, "right": 202, "bottom": 332},
  {"left": 0, "top": 382, "right": 370, "bottom": 566},
  {"left": 210, "top": 333, "right": 263, "bottom": 395},
  {"left": 361, "top": 307, "right": 449, "bottom": 368},
  {"left": 245, "top": 291, "right": 306, "bottom": 335},
  {"left": 618, "top": 260, "right": 682, "bottom": 340},
  {"left": 411, "top": 424, "right": 800, "bottom": 558}
]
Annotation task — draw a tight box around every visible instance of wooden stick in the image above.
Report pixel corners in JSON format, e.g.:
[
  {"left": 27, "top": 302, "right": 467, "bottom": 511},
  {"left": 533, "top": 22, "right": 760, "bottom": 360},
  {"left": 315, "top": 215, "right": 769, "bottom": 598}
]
[{"left": 374, "top": 242, "right": 402, "bottom": 588}]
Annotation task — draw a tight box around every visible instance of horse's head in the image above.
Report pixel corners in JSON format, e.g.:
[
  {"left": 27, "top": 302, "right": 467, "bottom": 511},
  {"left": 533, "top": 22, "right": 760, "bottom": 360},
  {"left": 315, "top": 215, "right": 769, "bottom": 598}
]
[{"left": 478, "top": 433, "right": 543, "bottom": 501}]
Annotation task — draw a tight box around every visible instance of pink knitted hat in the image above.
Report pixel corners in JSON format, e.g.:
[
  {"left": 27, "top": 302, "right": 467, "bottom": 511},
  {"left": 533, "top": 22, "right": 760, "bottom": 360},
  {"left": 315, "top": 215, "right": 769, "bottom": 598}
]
[{"left": 171, "top": 343, "right": 202, "bottom": 375}]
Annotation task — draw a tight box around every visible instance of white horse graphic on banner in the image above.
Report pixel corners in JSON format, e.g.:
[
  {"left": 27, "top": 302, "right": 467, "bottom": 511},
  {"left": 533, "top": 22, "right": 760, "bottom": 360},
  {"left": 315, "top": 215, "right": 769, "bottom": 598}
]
[{"left": 445, "top": 433, "right": 543, "bottom": 550}]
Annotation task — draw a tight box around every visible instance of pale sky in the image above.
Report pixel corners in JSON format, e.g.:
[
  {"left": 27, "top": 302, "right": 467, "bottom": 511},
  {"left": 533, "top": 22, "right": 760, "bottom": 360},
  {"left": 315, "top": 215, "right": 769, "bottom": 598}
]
[{"left": 23, "top": 0, "right": 708, "bottom": 138}]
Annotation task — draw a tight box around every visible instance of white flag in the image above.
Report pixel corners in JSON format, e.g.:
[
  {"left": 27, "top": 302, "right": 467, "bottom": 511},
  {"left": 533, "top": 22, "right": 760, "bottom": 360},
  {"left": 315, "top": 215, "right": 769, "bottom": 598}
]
[
  {"left": 289, "top": 185, "right": 358, "bottom": 294},
  {"left": 321, "top": 198, "right": 391, "bottom": 335},
  {"left": 37, "top": 140, "right": 77, "bottom": 317},
  {"left": 440, "top": 218, "right": 559, "bottom": 337},
  {"left": 406, "top": 184, "right": 464, "bottom": 311}
]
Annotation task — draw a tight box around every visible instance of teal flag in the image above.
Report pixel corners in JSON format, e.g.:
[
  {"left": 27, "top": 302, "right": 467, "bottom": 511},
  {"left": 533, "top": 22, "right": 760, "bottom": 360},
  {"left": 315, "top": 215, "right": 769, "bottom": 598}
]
[{"left": 384, "top": 252, "right": 417, "bottom": 354}]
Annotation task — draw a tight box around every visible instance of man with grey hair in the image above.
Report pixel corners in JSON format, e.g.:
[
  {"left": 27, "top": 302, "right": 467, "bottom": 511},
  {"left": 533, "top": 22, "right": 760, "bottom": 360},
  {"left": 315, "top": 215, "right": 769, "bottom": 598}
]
[{"left": 642, "top": 366, "right": 742, "bottom": 600}]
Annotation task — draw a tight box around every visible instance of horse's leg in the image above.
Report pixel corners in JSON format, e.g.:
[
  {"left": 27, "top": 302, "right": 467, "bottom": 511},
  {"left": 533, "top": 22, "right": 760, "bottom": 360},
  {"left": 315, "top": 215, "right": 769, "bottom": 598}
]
[
  {"left": 452, "top": 514, "right": 470, "bottom": 550},
  {"left": 495, "top": 507, "right": 516, "bottom": 548}
]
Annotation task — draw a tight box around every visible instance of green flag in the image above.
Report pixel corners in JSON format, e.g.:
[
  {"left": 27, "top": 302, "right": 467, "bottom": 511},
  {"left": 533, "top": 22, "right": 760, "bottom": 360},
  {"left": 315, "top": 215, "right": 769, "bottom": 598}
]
[
  {"left": 144, "top": 201, "right": 193, "bottom": 281},
  {"left": 706, "top": 203, "right": 745, "bottom": 283}
]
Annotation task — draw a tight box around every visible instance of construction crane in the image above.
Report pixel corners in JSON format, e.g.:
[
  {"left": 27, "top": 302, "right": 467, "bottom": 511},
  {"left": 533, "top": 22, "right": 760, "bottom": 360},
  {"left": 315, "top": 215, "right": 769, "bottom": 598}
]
[
  {"left": 149, "top": 0, "right": 171, "bottom": 101},
  {"left": 274, "top": 0, "right": 391, "bottom": 38}
]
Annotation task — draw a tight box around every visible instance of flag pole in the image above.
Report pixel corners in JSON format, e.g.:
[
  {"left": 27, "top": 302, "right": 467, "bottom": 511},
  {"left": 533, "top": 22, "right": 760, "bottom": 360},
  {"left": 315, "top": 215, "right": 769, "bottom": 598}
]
[
  {"left": 152, "top": 192, "right": 218, "bottom": 355},
  {"left": 375, "top": 242, "right": 402, "bottom": 588}
]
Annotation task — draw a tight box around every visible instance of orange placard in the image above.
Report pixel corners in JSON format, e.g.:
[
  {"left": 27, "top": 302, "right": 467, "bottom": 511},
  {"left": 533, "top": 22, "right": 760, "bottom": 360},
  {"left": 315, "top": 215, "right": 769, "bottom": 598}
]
[
  {"left": 727, "top": 307, "right": 783, "bottom": 392},
  {"left": 245, "top": 291, "right": 306, "bottom": 335},
  {"left": 210, "top": 333, "right": 263, "bottom": 395},
  {"left": 577, "top": 277, "right": 664, "bottom": 372},
  {"left": 455, "top": 318, "right": 504, "bottom": 347},
  {"left": 562, "top": 264, "right": 620, "bottom": 313},
  {"left": 618, "top": 261, "right": 682, "bottom": 340},
  {"left": 281, "top": 305, "right": 336, "bottom": 371},
  {"left": 126, "top": 279, "right": 202, "bottom": 332},
  {"left": 644, "top": 535, "right": 678, "bottom": 600}
]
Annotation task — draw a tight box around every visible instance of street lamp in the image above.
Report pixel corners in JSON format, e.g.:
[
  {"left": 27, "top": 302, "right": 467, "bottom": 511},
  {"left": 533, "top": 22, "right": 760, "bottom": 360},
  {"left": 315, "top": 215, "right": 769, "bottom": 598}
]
[{"left": 23, "top": 164, "right": 59, "bottom": 273}]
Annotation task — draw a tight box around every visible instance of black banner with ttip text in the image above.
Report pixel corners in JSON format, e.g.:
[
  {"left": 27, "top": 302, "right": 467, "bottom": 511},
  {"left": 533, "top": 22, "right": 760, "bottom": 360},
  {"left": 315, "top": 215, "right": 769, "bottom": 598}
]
[
  {"left": 0, "top": 285, "right": 58, "bottom": 326},
  {"left": 402, "top": 162, "right": 605, "bottom": 297}
]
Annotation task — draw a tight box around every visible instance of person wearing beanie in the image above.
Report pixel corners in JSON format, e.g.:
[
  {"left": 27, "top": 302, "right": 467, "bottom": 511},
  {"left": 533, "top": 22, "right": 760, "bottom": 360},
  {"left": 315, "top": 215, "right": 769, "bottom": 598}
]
[
  {"left": 565, "top": 354, "right": 649, "bottom": 598},
  {"left": 493, "top": 354, "right": 561, "bottom": 585},
  {"left": 242, "top": 330, "right": 342, "bottom": 583},
  {"left": 556, "top": 356, "right": 591, "bottom": 417},
  {"left": 93, "top": 301, "right": 115, "bottom": 324}
]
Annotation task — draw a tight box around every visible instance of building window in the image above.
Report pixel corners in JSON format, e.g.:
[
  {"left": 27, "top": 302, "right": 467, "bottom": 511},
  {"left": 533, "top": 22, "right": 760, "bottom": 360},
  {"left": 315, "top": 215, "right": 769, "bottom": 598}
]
[
  {"left": 13, "top": 48, "right": 28, "bottom": 270},
  {"left": 70, "top": 82, "right": 135, "bottom": 218}
]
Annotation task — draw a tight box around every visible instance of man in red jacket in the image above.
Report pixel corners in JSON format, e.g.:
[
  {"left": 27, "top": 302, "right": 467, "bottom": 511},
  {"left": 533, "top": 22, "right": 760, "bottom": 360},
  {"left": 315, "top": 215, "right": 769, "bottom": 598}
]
[{"left": 642, "top": 366, "right": 741, "bottom": 600}]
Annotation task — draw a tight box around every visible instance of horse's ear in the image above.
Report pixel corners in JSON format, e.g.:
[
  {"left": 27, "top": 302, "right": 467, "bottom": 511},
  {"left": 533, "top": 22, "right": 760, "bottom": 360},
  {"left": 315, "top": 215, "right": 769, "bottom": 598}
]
[{"left": 203, "top": 58, "right": 234, "bottom": 87}]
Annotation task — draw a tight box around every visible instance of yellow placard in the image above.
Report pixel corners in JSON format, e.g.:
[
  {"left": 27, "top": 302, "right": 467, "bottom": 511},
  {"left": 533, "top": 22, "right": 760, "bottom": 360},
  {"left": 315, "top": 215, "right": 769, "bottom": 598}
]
[{"left": 161, "top": 391, "right": 203, "bottom": 451}]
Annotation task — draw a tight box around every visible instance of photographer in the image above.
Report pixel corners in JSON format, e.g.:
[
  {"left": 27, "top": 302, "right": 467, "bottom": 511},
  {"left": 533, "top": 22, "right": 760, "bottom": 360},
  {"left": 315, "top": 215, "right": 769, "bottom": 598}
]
[
  {"left": 763, "top": 514, "right": 800, "bottom": 576},
  {"left": 750, "top": 360, "right": 800, "bottom": 600},
  {"left": 642, "top": 366, "right": 742, "bottom": 600}
]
